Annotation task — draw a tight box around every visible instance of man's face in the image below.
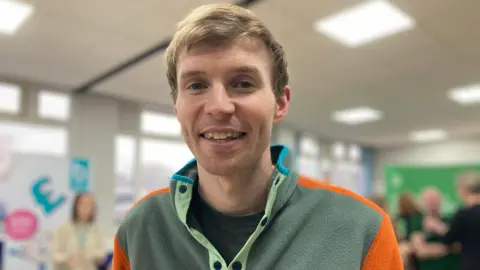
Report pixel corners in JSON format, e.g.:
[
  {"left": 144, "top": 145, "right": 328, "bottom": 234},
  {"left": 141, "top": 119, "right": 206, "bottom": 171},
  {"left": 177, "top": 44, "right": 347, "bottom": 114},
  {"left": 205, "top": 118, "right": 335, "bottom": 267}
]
[
  {"left": 174, "top": 39, "right": 289, "bottom": 176},
  {"left": 421, "top": 189, "right": 441, "bottom": 212}
]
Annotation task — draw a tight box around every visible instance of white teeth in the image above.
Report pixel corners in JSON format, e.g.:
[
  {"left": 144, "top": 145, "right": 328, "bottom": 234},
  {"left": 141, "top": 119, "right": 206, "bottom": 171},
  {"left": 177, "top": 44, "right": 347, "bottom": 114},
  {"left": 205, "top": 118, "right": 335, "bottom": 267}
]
[
  {"left": 214, "top": 133, "right": 227, "bottom": 139},
  {"left": 203, "top": 132, "right": 241, "bottom": 140}
]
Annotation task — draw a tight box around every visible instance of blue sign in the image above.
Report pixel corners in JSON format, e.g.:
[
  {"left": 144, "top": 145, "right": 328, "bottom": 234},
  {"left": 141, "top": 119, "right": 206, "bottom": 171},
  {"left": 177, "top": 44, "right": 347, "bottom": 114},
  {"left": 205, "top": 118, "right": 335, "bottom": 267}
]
[
  {"left": 69, "top": 157, "right": 90, "bottom": 192},
  {"left": 31, "top": 176, "right": 66, "bottom": 215}
]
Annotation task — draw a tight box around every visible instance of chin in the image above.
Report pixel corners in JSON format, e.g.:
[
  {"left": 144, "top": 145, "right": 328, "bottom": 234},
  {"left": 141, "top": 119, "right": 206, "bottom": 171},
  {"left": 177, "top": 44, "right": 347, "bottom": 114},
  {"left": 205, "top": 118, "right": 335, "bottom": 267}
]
[{"left": 198, "top": 157, "right": 240, "bottom": 176}]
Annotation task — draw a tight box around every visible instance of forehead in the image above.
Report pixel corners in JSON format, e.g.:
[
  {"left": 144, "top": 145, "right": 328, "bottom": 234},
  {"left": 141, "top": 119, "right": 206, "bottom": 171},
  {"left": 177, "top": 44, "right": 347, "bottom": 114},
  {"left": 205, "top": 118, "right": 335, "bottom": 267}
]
[
  {"left": 177, "top": 38, "right": 272, "bottom": 76},
  {"left": 422, "top": 190, "right": 440, "bottom": 200}
]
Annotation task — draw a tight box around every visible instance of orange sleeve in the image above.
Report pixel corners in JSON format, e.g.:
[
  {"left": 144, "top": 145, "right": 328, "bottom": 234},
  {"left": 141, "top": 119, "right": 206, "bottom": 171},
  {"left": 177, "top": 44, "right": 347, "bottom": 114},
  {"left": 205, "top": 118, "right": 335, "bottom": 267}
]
[
  {"left": 113, "top": 236, "right": 130, "bottom": 270},
  {"left": 361, "top": 214, "right": 403, "bottom": 270}
]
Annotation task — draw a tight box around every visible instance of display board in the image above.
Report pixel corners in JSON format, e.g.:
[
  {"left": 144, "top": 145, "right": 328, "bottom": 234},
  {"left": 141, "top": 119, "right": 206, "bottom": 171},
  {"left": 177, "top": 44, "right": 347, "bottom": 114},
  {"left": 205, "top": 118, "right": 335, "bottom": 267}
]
[
  {"left": 384, "top": 164, "right": 480, "bottom": 216},
  {"left": 0, "top": 154, "right": 90, "bottom": 270}
]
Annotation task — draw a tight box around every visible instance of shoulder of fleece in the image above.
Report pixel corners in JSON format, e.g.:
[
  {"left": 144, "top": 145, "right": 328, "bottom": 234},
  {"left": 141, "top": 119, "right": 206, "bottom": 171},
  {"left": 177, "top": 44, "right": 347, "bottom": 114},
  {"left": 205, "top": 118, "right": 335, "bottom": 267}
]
[
  {"left": 118, "top": 187, "right": 171, "bottom": 232},
  {"left": 297, "top": 174, "right": 386, "bottom": 216}
]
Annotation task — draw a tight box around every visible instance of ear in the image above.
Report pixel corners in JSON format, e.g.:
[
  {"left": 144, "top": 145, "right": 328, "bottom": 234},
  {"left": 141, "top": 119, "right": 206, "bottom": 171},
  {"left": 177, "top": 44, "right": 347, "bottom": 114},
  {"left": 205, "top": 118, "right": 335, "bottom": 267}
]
[
  {"left": 273, "top": 85, "right": 290, "bottom": 124},
  {"left": 173, "top": 104, "right": 182, "bottom": 124}
]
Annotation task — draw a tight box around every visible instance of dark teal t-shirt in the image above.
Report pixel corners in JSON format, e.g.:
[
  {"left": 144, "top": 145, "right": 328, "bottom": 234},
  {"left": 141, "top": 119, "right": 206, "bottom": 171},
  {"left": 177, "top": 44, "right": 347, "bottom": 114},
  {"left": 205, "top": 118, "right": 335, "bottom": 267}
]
[{"left": 190, "top": 189, "right": 263, "bottom": 264}]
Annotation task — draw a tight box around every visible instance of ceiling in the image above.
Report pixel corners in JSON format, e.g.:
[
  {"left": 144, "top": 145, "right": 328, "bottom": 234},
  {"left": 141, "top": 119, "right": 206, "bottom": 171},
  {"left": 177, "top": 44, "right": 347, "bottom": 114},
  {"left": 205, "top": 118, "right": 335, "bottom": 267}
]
[{"left": 1, "top": 0, "right": 480, "bottom": 148}]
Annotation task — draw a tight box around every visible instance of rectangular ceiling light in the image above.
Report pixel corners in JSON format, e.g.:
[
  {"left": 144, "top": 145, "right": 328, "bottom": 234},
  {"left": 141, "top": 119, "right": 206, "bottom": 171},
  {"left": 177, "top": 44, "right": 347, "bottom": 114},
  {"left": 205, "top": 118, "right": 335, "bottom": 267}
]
[
  {"left": 332, "top": 106, "right": 382, "bottom": 125},
  {"left": 314, "top": 0, "right": 415, "bottom": 47},
  {"left": 410, "top": 129, "right": 447, "bottom": 142},
  {"left": 0, "top": 0, "right": 34, "bottom": 35},
  {"left": 448, "top": 84, "right": 480, "bottom": 105}
]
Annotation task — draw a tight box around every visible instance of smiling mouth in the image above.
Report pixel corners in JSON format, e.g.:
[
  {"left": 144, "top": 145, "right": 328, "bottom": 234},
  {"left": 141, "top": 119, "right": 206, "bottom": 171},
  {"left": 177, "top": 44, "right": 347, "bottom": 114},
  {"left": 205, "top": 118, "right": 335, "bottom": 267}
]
[{"left": 200, "top": 131, "right": 247, "bottom": 142}]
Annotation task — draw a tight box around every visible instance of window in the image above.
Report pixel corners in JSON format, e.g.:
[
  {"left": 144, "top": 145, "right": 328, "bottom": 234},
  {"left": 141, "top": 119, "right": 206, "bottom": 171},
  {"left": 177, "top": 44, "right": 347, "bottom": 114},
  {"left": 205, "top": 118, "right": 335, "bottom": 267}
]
[
  {"left": 330, "top": 161, "right": 366, "bottom": 195},
  {"left": 332, "top": 141, "right": 346, "bottom": 160},
  {"left": 298, "top": 156, "right": 322, "bottom": 179},
  {"left": 0, "top": 82, "right": 21, "bottom": 114},
  {"left": 38, "top": 90, "right": 71, "bottom": 121},
  {"left": 299, "top": 136, "right": 319, "bottom": 157},
  {"left": 329, "top": 143, "right": 366, "bottom": 195},
  {"left": 115, "top": 135, "right": 137, "bottom": 185},
  {"left": 0, "top": 121, "right": 68, "bottom": 156},
  {"left": 0, "top": 121, "right": 67, "bottom": 184},
  {"left": 114, "top": 135, "right": 137, "bottom": 225},
  {"left": 140, "top": 139, "right": 193, "bottom": 195},
  {"left": 140, "top": 111, "right": 181, "bottom": 136},
  {"left": 348, "top": 144, "right": 361, "bottom": 161},
  {"left": 319, "top": 159, "right": 332, "bottom": 180},
  {"left": 298, "top": 136, "right": 321, "bottom": 179}
]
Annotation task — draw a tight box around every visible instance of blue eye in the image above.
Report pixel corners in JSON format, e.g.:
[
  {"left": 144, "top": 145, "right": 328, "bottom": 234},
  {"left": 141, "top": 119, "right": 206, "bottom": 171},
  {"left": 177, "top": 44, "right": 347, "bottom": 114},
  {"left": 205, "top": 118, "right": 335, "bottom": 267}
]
[
  {"left": 233, "top": 81, "right": 253, "bottom": 88},
  {"left": 188, "top": 82, "right": 206, "bottom": 90}
]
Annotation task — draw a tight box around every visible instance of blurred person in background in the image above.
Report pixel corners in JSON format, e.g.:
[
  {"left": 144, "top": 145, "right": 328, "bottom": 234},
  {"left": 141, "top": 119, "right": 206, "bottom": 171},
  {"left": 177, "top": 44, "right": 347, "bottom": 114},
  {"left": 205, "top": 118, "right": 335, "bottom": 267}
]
[
  {"left": 52, "top": 193, "right": 106, "bottom": 270},
  {"left": 368, "top": 194, "right": 387, "bottom": 211},
  {"left": 440, "top": 172, "right": 480, "bottom": 270},
  {"left": 370, "top": 194, "right": 416, "bottom": 268},
  {"left": 397, "top": 193, "right": 423, "bottom": 240},
  {"left": 410, "top": 188, "right": 459, "bottom": 270},
  {"left": 395, "top": 193, "right": 422, "bottom": 269}
]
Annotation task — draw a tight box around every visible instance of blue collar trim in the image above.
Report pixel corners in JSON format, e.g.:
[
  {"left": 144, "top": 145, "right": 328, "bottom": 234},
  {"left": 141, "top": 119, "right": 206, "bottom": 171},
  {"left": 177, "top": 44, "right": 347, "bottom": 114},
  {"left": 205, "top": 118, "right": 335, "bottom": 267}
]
[{"left": 170, "top": 144, "right": 291, "bottom": 183}]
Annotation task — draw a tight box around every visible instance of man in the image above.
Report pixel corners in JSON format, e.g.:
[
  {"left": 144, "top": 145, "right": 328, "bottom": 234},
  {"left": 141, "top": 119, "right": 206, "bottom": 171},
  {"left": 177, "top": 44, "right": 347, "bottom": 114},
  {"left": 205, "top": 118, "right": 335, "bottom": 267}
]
[
  {"left": 113, "top": 4, "right": 402, "bottom": 270},
  {"left": 441, "top": 172, "right": 480, "bottom": 270},
  {"left": 410, "top": 188, "right": 459, "bottom": 270}
]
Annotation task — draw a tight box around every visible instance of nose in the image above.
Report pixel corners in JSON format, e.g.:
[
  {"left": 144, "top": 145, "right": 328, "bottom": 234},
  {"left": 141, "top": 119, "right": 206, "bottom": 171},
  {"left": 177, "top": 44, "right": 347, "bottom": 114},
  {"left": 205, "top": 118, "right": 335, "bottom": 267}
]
[{"left": 204, "top": 84, "right": 235, "bottom": 119}]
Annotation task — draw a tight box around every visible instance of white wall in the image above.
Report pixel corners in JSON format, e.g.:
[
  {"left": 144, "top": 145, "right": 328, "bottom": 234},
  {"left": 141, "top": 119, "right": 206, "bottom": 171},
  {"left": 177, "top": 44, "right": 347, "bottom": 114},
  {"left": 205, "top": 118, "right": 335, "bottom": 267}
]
[{"left": 373, "top": 140, "right": 480, "bottom": 193}]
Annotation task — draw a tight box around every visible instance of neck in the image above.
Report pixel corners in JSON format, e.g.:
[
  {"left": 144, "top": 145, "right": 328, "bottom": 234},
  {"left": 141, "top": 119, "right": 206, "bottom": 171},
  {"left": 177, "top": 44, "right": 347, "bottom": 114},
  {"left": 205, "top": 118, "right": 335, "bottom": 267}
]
[
  {"left": 75, "top": 220, "right": 89, "bottom": 226},
  {"left": 426, "top": 209, "right": 440, "bottom": 217},
  {"left": 197, "top": 149, "right": 274, "bottom": 216}
]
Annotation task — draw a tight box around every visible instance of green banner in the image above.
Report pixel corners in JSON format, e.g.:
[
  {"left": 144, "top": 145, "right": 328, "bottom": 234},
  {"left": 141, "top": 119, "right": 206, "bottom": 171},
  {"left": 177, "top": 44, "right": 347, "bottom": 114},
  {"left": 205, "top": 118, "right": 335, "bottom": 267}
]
[{"left": 384, "top": 164, "right": 480, "bottom": 217}]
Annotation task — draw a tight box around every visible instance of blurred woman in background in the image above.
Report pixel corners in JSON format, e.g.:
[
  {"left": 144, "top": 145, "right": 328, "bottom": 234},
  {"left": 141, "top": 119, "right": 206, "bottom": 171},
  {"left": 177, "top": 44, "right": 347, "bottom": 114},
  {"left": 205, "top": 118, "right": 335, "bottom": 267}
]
[
  {"left": 396, "top": 193, "right": 422, "bottom": 269},
  {"left": 367, "top": 194, "right": 387, "bottom": 211},
  {"left": 397, "top": 193, "right": 423, "bottom": 239},
  {"left": 52, "top": 193, "right": 106, "bottom": 270},
  {"left": 370, "top": 194, "right": 417, "bottom": 268}
]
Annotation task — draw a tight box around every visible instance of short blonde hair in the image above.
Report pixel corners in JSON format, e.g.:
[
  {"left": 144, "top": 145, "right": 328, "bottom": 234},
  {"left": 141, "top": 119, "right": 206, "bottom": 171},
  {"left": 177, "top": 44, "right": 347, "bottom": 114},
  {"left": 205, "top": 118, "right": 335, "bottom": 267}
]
[{"left": 165, "top": 4, "right": 288, "bottom": 101}]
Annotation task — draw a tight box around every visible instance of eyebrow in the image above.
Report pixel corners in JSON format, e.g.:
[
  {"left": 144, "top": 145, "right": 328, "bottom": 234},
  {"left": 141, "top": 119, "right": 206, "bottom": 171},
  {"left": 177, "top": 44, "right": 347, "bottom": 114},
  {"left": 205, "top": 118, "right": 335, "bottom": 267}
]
[
  {"left": 179, "top": 66, "right": 261, "bottom": 81},
  {"left": 230, "top": 66, "right": 261, "bottom": 75},
  {"left": 179, "top": 70, "right": 207, "bottom": 81}
]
